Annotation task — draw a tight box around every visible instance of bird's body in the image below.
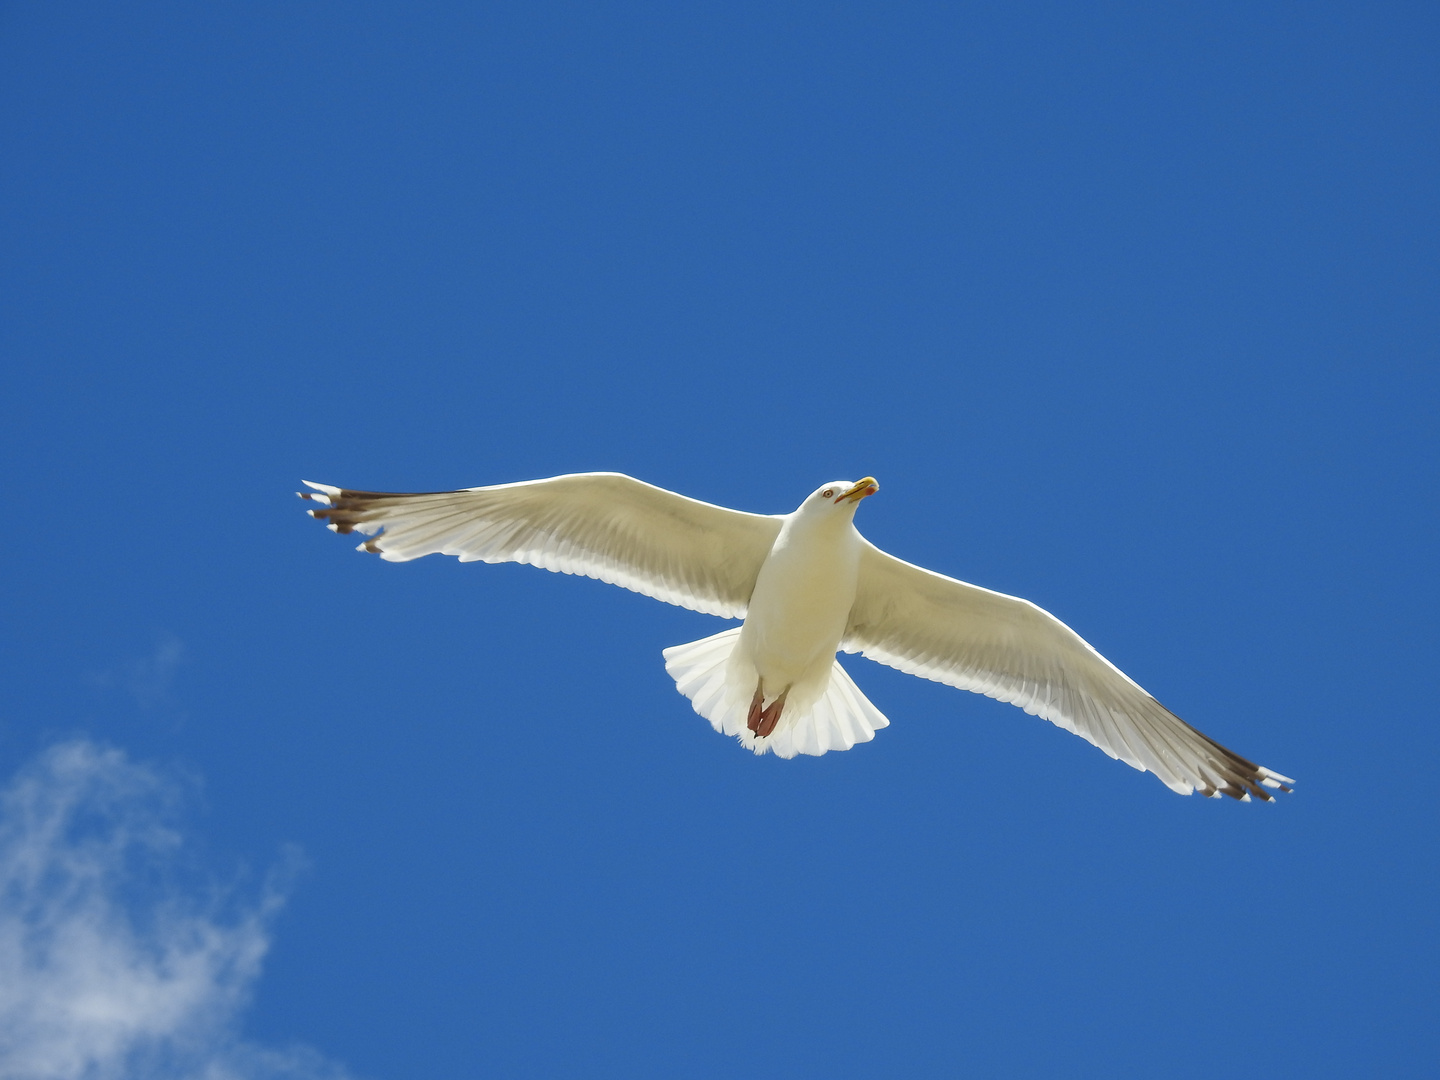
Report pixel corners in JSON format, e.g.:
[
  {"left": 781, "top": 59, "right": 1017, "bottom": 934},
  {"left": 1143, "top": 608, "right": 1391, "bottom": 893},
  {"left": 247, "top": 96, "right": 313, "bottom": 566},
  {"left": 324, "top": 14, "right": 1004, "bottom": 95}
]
[
  {"left": 739, "top": 494, "right": 863, "bottom": 712},
  {"left": 300, "top": 471, "right": 1293, "bottom": 801}
]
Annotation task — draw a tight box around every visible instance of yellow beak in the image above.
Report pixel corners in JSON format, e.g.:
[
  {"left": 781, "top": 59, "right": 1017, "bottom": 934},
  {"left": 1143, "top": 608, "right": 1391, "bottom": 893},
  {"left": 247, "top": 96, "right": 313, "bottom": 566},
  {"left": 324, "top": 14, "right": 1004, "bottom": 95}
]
[{"left": 837, "top": 477, "right": 880, "bottom": 503}]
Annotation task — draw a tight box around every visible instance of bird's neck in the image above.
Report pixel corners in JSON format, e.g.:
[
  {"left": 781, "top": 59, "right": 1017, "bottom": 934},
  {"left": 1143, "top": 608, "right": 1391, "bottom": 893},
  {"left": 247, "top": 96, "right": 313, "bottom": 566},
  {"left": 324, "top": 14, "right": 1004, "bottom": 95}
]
[{"left": 772, "top": 509, "right": 860, "bottom": 560}]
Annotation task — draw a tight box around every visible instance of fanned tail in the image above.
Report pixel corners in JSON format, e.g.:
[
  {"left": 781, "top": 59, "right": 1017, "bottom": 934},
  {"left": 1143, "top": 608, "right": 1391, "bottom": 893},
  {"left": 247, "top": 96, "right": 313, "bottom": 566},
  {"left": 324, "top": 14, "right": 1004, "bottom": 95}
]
[{"left": 662, "top": 630, "right": 890, "bottom": 759}]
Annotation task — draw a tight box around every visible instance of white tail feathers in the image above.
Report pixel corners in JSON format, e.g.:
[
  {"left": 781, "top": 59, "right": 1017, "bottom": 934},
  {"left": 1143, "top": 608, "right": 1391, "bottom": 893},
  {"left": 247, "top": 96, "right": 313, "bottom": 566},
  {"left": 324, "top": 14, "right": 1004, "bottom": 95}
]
[{"left": 662, "top": 628, "right": 890, "bottom": 758}]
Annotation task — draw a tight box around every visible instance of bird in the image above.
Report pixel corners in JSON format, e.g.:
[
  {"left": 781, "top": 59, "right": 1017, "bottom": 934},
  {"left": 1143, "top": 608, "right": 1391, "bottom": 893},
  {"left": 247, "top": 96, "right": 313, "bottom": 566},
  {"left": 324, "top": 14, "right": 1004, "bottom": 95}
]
[{"left": 299, "top": 472, "right": 1293, "bottom": 801}]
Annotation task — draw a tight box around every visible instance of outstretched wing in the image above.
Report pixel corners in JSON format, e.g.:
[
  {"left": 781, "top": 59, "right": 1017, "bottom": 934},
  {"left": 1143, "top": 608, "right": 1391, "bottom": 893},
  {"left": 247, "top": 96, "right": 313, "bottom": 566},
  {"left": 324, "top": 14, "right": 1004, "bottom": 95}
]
[
  {"left": 300, "top": 472, "right": 782, "bottom": 619},
  {"left": 844, "top": 540, "right": 1293, "bottom": 800}
]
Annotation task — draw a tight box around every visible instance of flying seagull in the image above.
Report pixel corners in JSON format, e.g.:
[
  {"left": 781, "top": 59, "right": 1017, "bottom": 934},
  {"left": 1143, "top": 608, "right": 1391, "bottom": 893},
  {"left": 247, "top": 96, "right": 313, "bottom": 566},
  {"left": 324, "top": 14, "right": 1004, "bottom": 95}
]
[{"left": 299, "top": 473, "right": 1293, "bottom": 801}]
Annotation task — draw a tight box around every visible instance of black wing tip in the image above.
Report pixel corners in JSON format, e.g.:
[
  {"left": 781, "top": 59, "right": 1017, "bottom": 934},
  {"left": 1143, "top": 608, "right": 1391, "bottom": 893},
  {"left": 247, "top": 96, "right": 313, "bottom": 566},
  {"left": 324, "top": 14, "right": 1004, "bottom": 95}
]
[
  {"left": 297, "top": 482, "right": 391, "bottom": 547},
  {"left": 1186, "top": 730, "right": 1295, "bottom": 803},
  {"left": 1199, "top": 765, "right": 1295, "bottom": 802}
]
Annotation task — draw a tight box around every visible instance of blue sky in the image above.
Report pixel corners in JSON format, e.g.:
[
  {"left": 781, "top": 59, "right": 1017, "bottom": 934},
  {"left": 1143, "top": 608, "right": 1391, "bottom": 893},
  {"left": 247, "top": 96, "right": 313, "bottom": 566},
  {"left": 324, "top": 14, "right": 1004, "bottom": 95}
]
[{"left": 2, "top": 2, "right": 1436, "bottom": 1076}]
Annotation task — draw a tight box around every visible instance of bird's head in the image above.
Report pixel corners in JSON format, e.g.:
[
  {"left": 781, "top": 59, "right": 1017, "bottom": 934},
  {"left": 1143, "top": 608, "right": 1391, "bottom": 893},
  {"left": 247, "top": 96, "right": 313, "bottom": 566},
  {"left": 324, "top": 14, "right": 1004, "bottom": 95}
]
[{"left": 800, "top": 477, "right": 880, "bottom": 518}]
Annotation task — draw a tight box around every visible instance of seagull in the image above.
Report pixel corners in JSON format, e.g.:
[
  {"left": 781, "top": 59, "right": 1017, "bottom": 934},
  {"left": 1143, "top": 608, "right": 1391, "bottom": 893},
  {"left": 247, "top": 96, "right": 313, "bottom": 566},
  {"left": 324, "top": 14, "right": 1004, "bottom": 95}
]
[{"left": 299, "top": 473, "right": 1293, "bottom": 801}]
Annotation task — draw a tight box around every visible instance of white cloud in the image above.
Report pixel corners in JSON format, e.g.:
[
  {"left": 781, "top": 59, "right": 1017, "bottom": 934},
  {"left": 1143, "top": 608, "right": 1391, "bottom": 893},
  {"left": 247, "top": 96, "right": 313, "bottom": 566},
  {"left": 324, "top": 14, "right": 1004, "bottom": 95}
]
[
  {"left": 0, "top": 741, "right": 356, "bottom": 1080},
  {"left": 85, "top": 635, "right": 185, "bottom": 712}
]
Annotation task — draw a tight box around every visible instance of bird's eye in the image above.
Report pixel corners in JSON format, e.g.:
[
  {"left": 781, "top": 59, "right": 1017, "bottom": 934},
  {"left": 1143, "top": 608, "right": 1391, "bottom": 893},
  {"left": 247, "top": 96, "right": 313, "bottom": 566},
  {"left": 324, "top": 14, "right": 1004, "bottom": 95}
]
[{"left": 822, "top": 489, "right": 834, "bottom": 499}]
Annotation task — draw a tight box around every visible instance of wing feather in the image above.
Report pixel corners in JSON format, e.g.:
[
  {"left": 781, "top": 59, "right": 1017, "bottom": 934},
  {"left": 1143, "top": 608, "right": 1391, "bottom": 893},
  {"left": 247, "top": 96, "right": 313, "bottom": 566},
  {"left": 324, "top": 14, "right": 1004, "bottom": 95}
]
[
  {"left": 844, "top": 540, "right": 1293, "bottom": 799},
  {"left": 300, "top": 472, "right": 782, "bottom": 619}
]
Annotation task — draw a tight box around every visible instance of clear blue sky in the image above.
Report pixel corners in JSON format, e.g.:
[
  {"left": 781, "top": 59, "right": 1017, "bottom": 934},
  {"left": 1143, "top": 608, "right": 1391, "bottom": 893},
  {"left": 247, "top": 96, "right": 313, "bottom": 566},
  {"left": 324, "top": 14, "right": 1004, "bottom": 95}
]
[{"left": 2, "top": 2, "right": 1436, "bottom": 1077}]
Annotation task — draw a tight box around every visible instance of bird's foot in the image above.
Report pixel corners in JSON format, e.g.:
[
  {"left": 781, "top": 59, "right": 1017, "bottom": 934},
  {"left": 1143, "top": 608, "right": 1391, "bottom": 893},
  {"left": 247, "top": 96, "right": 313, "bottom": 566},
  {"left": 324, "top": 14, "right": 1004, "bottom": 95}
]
[
  {"left": 747, "top": 681, "right": 790, "bottom": 738},
  {"left": 746, "top": 686, "right": 765, "bottom": 734}
]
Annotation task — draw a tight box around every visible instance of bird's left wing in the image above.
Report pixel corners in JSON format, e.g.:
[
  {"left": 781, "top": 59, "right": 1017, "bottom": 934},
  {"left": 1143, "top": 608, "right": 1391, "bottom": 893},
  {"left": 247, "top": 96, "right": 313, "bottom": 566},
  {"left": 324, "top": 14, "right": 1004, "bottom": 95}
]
[
  {"left": 300, "top": 473, "right": 782, "bottom": 619},
  {"left": 844, "top": 540, "right": 1293, "bottom": 800}
]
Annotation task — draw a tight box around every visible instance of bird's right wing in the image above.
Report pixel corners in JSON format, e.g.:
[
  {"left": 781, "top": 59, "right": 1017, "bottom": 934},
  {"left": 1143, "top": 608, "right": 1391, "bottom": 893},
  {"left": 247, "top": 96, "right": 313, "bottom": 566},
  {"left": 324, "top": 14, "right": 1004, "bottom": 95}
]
[
  {"left": 844, "top": 540, "right": 1293, "bottom": 800},
  {"left": 300, "top": 472, "right": 782, "bottom": 619}
]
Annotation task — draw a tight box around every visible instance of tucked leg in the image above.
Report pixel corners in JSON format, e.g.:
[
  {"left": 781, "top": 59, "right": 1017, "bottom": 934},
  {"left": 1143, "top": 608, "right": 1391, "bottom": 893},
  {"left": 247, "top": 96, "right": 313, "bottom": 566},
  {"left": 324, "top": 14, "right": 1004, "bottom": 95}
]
[
  {"left": 746, "top": 685, "right": 765, "bottom": 735},
  {"left": 756, "top": 689, "right": 789, "bottom": 738}
]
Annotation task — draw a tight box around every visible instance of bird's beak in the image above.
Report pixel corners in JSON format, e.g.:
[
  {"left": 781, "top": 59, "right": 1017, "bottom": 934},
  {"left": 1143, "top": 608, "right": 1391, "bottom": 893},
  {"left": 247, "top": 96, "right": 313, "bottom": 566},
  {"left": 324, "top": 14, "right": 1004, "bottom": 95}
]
[{"left": 837, "top": 477, "right": 880, "bottom": 504}]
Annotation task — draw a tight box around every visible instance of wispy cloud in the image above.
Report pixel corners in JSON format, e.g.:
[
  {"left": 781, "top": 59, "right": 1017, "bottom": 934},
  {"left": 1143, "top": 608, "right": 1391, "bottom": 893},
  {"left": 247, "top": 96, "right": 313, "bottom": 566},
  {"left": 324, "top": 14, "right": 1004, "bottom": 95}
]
[
  {"left": 86, "top": 635, "right": 186, "bottom": 712},
  {"left": 0, "top": 741, "right": 357, "bottom": 1080}
]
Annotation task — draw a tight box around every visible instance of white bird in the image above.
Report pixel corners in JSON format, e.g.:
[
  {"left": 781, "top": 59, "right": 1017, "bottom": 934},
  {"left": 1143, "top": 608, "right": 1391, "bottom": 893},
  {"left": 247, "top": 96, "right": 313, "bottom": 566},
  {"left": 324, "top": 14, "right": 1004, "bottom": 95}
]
[{"left": 299, "top": 473, "right": 1293, "bottom": 801}]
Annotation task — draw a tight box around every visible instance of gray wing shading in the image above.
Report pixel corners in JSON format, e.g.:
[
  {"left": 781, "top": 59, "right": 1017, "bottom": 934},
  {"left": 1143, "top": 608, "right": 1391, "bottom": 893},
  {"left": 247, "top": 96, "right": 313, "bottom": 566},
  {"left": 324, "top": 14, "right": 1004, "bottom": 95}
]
[
  {"left": 844, "top": 539, "right": 1293, "bottom": 800},
  {"left": 300, "top": 472, "right": 782, "bottom": 619}
]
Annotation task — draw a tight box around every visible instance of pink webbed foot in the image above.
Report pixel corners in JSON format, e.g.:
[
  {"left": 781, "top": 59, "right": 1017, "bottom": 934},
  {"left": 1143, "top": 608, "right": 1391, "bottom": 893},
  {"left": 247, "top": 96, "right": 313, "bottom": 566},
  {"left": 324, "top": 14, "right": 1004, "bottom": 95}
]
[
  {"left": 746, "top": 686, "right": 765, "bottom": 735},
  {"left": 754, "top": 690, "right": 788, "bottom": 739}
]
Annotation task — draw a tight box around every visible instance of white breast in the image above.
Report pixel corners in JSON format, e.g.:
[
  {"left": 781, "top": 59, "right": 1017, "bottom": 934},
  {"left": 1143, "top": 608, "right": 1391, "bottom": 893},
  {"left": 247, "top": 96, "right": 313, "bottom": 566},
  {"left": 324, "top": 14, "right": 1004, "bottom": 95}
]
[{"left": 736, "top": 515, "right": 862, "bottom": 695}]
